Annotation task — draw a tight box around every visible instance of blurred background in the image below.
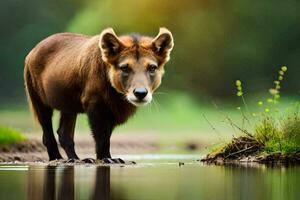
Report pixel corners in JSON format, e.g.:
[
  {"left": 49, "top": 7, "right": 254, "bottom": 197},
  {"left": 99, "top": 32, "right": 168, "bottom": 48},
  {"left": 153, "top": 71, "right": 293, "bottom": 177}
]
[{"left": 0, "top": 0, "right": 299, "bottom": 152}]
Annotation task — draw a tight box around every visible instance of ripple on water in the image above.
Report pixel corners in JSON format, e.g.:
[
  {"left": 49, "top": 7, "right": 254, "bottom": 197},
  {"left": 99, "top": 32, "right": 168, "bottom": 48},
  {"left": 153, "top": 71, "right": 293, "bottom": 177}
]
[{"left": 0, "top": 165, "right": 28, "bottom": 171}]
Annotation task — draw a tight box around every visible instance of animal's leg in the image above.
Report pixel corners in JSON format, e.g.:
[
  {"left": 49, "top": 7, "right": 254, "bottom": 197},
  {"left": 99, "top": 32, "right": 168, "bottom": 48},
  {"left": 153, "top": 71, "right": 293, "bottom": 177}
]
[
  {"left": 25, "top": 69, "right": 62, "bottom": 160},
  {"left": 57, "top": 112, "right": 79, "bottom": 160},
  {"left": 35, "top": 104, "right": 62, "bottom": 160},
  {"left": 87, "top": 106, "right": 114, "bottom": 160}
]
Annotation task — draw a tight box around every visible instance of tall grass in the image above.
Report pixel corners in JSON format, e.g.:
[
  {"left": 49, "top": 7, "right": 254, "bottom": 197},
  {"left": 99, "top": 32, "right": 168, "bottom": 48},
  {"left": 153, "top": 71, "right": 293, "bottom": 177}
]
[
  {"left": 0, "top": 126, "right": 25, "bottom": 145},
  {"left": 232, "top": 66, "right": 300, "bottom": 153}
]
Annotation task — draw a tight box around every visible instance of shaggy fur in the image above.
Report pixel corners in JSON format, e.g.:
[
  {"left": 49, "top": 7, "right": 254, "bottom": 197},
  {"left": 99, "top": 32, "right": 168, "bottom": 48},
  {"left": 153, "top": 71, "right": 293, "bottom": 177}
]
[{"left": 24, "top": 28, "right": 173, "bottom": 161}]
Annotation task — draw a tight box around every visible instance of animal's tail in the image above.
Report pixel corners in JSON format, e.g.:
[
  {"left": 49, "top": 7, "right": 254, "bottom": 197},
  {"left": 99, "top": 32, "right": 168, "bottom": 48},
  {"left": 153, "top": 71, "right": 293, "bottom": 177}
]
[{"left": 24, "top": 59, "right": 39, "bottom": 124}]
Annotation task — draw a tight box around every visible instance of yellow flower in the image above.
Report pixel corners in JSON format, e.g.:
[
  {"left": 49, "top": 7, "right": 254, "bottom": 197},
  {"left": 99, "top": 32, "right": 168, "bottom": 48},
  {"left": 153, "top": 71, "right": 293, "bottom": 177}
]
[
  {"left": 267, "top": 98, "right": 273, "bottom": 103},
  {"left": 252, "top": 113, "right": 256, "bottom": 117},
  {"left": 279, "top": 70, "right": 284, "bottom": 75},
  {"left": 237, "top": 107, "right": 241, "bottom": 110},
  {"left": 258, "top": 101, "right": 263, "bottom": 106},
  {"left": 274, "top": 81, "right": 280, "bottom": 85},
  {"left": 237, "top": 91, "right": 243, "bottom": 96},
  {"left": 278, "top": 76, "right": 283, "bottom": 80},
  {"left": 236, "top": 80, "right": 242, "bottom": 87},
  {"left": 281, "top": 66, "right": 287, "bottom": 72},
  {"left": 269, "top": 88, "right": 278, "bottom": 95},
  {"left": 265, "top": 108, "right": 270, "bottom": 113}
]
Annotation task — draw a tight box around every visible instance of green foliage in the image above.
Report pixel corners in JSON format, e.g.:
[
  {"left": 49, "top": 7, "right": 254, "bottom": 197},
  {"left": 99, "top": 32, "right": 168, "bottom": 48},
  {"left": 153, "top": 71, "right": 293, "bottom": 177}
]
[
  {"left": 282, "top": 113, "right": 300, "bottom": 145},
  {"left": 255, "top": 114, "right": 300, "bottom": 153},
  {"left": 234, "top": 66, "right": 300, "bottom": 154},
  {"left": 0, "top": 126, "right": 25, "bottom": 145},
  {"left": 254, "top": 118, "right": 280, "bottom": 144},
  {"left": 1, "top": 0, "right": 300, "bottom": 102}
]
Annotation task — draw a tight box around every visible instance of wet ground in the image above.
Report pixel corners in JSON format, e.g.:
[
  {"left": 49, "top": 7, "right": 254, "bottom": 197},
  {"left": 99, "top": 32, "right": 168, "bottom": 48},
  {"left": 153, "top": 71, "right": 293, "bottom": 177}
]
[
  {"left": 0, "top": 154, "right": 299, "bottom": 200},
  {"left": 0, "top": 133, "right": 161, "bottom": 162}
]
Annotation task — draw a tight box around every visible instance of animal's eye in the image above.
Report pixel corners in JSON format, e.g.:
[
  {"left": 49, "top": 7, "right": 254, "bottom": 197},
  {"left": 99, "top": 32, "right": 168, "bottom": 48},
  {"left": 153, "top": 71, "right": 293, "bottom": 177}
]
[
  {"left": 119, "top": 64, "right": 130, "bottom": 73},
  {"left": 148, "top": 64, "right": 158, "bottom": 74}
]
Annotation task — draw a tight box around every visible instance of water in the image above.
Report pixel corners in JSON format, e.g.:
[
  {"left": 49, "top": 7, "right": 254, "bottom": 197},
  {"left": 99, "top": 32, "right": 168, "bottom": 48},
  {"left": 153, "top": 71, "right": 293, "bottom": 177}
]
[{"left": 0, "top": 154, "right": 299, "bottom": 200}]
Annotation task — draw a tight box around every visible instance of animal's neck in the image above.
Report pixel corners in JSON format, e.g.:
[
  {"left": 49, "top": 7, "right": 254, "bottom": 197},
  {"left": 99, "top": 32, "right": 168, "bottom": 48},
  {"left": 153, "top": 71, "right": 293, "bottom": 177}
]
[
  {"left": 86, "top": 45, "right": 138, "bottom": 124},
  {"left": 106, "top": 84, "right": 137, "bottom": 125}
]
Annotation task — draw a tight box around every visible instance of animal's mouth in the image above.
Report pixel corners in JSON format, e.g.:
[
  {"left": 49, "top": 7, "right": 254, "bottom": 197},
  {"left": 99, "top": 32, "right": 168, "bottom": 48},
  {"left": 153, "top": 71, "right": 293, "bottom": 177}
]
[
  {"left": 126, "top": 92, "right": 152, "bottom": 107},
  {"left": 128, "top": 99, "right": 150, "bottom": 106}
]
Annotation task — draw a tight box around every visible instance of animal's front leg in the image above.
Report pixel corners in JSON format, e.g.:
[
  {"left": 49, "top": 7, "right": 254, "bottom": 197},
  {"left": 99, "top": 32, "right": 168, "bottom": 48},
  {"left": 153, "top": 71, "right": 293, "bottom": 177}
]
[
  {"left": 86, "top": 105, "right": 132, "bottom": 164},
  {"left": 87, "top": 107, "right": 114, "bottom": 160}
]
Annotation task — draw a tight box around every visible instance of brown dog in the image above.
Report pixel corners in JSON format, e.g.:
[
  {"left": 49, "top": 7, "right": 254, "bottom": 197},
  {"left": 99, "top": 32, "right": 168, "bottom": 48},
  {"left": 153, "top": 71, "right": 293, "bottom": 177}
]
[{"left": 24, "top": 28, "right": 174, "bottom": 163}]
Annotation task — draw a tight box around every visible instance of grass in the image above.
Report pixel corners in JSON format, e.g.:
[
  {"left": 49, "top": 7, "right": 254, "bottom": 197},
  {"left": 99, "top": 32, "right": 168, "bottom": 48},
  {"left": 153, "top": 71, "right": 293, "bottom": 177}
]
[
  {"left": 0, "top": 126, "right": 25, "bottom": 145},
  {"left": 249, "top": 66, "right": 300, "bottom": 154},
  {"left": 206, "top": 66, "right": 300, "bottom": 159},
  {"left": 0, "top": 91, "right": 242, "bottom": 135},
  {"left": 0, "top": 92, "right": 298, "bottom": 147},
  {"left": 256, "top": 112, "right": 300, "bottom": 153}
]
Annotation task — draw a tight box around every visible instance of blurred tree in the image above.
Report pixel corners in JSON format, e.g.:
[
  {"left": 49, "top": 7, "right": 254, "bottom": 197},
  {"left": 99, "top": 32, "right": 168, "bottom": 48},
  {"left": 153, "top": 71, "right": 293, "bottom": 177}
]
[
  {"left": 0, "top": 0, "right": 82, "bottom": 103},
  {"left": 0, "top": 0, "right": 299, "bottom": 103},
  {"left": 67, "top": 0, "right": 300, "bottom": 98}
]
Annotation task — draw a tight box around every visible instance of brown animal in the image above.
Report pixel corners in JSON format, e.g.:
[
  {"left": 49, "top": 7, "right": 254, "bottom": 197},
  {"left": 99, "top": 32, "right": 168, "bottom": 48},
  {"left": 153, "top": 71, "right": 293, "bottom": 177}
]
[{"left": 24, "top": 28, "right": 174, "bottom": 163}]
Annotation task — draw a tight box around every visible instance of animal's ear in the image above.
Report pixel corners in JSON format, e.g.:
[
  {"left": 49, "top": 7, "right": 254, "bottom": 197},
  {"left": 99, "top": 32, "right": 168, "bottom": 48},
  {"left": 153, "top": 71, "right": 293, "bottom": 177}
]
[
  {"left": 152, "top": 28, "right": 174, "bottom": 61},
  {"left": 99, "top": 28, "right": 124, "bottom": 62}
]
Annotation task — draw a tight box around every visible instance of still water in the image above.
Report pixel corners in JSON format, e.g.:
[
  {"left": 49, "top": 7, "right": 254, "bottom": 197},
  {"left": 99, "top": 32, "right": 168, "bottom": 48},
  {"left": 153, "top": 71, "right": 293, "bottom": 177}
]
[{"left": 0, "top": 154, "right": 299, "bottom": 200}]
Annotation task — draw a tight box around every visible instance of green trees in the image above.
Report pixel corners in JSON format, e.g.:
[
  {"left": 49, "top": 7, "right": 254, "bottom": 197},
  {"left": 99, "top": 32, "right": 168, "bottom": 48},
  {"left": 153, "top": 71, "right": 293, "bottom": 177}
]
[{"left": 1, "top": 0, "right": 299, "bottom": 102}]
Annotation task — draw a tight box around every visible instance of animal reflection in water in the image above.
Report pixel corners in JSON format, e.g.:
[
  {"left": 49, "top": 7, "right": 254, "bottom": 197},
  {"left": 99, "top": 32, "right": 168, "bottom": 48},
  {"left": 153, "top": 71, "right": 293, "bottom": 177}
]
[{"left": 27, "top": 166, "right": 121, "bottom": 200}]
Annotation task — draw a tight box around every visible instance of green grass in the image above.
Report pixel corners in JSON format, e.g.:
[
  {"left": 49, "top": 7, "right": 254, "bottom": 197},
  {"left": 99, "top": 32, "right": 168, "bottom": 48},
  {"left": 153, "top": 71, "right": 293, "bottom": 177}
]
[
  {"left": 0, "top": 91, "right": 241, "bottom": 135},
  {"left": 255, "top": 112, "right": 300, "bottom": 153},
  {"left": 229, "top": 66, "right": 300, "bottom": 154},
  {"left": 203, "top": 66, "right": 300, "bottom": 157},
  {"left": 0, "top": 126, "right": 25, "bottom": 145},
  {"left": 0, "top": 90, "right": 298, "bottom": 149}
]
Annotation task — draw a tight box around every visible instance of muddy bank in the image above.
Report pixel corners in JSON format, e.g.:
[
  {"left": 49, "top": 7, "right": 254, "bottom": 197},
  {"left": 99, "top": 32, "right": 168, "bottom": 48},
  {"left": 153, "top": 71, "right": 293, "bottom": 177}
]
[
  {"left": 0, "top": 133, "right": 159, "bottom": 162},
  {"left": 201, "top": 152, "right": 300, "bottom": 165},
  {"left": 201, "top": 136, "right": 300, "bottom": 164}
]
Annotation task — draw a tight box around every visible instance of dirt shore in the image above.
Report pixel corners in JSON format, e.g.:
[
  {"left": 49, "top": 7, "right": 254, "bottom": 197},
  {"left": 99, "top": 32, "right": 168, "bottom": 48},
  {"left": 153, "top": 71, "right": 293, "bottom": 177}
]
[
  {"left": 0, "top": 133, "right": 159, "bottom": 162},
  {"left": 200, "top": 136, "right": 300, "bottom": 164}
]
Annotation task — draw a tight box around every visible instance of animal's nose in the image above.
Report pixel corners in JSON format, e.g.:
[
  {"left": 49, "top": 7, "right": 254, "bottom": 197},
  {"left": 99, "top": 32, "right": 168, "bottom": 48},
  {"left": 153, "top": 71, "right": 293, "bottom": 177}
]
[{"left": 133, "top": 88, "right": 148, "bottom": 100}]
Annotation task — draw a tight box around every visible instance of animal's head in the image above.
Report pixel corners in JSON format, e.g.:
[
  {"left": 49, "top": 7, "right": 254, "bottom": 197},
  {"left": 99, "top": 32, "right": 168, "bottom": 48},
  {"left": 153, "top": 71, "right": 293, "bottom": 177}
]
[{"left": 99, "top": 28, "right": 174, "bottom": 106}]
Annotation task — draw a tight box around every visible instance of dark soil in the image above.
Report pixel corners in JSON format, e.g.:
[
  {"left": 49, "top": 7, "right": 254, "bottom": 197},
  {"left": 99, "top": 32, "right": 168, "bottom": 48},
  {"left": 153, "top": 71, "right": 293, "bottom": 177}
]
[
  {"left": 0, "top": 133, "right": 159, "bottom": 163},
  {"left": 0, "top": 140, "right": 45, "bottom": 153},
  {"left": 201, "top": 136, "right": 300, "bottom": 164}
]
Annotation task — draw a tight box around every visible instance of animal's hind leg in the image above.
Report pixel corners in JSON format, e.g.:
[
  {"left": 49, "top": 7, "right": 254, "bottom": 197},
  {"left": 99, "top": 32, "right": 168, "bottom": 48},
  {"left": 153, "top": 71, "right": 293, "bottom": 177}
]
[
  {"left": 36, "top": 105, "right": 62, "bottom": 160},
  {"left": 57, "top": 112, "right": 79, "bottom": 159},
  {"left": 25, "top": 68, "right": 62, "bottom": 160}
]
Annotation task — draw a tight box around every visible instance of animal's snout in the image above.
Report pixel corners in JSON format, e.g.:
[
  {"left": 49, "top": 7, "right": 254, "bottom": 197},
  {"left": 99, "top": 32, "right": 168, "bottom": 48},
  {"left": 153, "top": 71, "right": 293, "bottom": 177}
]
[{"left": 133, "top": 88, "right": 148, "bottom": 101}]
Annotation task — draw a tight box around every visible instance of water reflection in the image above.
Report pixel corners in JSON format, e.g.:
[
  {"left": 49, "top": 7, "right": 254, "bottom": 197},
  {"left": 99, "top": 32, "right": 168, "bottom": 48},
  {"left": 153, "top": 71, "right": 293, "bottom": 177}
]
[
  {"left": 27, "top": 166, "right": 113, "bottom": 200},
  {"left": 1, "top": 162, "right": 297, "bottom": 200},
  {"left": 91, "top": 166, "right": 110, "bottom": 200},
  {"left": 43, "top": 166, "right": 57, "bottom": 200}
]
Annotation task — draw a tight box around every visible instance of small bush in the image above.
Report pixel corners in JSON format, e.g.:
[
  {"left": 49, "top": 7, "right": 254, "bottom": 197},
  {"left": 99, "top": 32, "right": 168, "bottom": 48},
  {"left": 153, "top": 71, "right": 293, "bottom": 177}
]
[
  {"left": 282, "top": 114, "right": 300, "bottom": 145},
  {"left": 205, "top": 65, "right": 299, "bottom": 162},
  {"left": 0, "top": 126, "right": 25, "bottom": 145},
  {"left": 253, "top": 107, "right": 300, "bottom": 153},
  {"left": 254, "top": 117, "right": 280, "bottom": 144},
  {"left": 234, "top": 66, "right": 300, "bottom": 154}
]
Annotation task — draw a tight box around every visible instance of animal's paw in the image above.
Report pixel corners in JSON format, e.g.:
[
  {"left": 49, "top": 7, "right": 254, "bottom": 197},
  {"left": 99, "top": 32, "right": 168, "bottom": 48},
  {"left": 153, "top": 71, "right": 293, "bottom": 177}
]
[
  {"left": 65, "top": 158, "right": 81, "bottom": 163},
  {"left": 101, "top": 158, "right": 136, "bottom": 164},
  {"left": 62, "top": 158, "right": 80, "bottom": 164},
  {"left": 102, "top": 158, "right": 125, "bottom": 164},
  {"left": 81, "top": 158, "right": 96, "bottom": 164}
]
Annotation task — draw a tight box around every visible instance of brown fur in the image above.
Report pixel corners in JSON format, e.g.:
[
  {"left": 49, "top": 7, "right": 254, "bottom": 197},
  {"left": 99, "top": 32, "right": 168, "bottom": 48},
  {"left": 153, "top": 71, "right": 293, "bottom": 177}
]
[{"left": 24, "top": 28, "right": 173, "bottom": 161}]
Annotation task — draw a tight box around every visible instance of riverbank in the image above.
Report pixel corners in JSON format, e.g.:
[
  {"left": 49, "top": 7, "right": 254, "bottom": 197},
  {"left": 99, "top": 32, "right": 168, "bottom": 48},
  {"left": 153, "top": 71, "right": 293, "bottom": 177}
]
[
  {"left": 201, "top": 136, "right": 300, "bottom": 164},
  {"left": 0, "top": 133, "right": 159, "bottom": 162}
]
